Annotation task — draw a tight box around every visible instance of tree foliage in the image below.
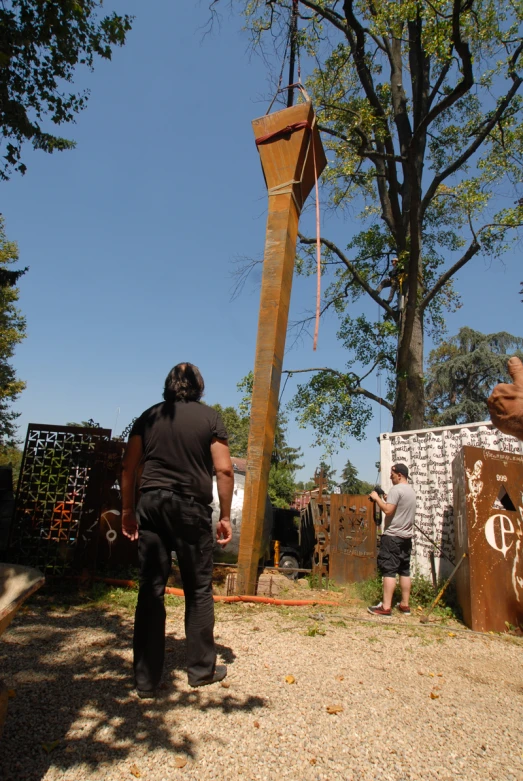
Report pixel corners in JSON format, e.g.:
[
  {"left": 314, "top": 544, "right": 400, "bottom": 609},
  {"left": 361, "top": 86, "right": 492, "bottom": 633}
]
[
  {"left": 0, "top": 1, "right": 133, "bottom": 179},
  {"left": 66, "top": 419, "right": 101, "bottom": 428},
  {"left": 0, "top": 216, "right": 26, "bottom": 445},
  {"left": 221, "top": 0, "right": 523, "bottom": 447},
  {"left": 425, "top": 328, "right": 523, "bottom": 426},
  {"left": 210, "top": 404, "right": 250, "bottom": 458},
  {"left": 215, "top": 373, "right": 304, "bottom": 507},
  {"left": 316, "top": 459, "right": 337, "bottom": 491},
  {"left": 339, "top": 458, "right": 373, "bottom": 494}
]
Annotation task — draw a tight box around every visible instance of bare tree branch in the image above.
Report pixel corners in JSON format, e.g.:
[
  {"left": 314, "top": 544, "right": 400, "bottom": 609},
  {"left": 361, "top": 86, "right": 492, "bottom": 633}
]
[
  {"left": 283, "top": 366, "right": 394, "bottom": 411},
  {"left": 411, "top": 0, "right": 474, "bottom": 143},
  {"left": 421, "top": 43, "right": 523, "bottom": 217},
  {"left": 298, "top": 233, "right": 398, "bottom": 319},
  {"left": 421, "top": 238, "right": 480, "bottom": 311},
  {"left": 229, "top": 255, "right": 263, "bottom": 301},
  {"left": 298, "top": 0, "right": 347, "bottom": 33}
]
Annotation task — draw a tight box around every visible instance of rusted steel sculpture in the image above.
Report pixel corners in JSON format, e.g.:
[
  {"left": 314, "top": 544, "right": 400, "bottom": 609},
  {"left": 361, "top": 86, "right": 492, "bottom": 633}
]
[
  {"left": 236, "top": 99, "right": 326, "bottom": 595},
  {"left": 452, "top": 445, "right": 523, "bottom": 632},
  {"left": 329, "top": 494, "right": 377, "bottom": 584}
]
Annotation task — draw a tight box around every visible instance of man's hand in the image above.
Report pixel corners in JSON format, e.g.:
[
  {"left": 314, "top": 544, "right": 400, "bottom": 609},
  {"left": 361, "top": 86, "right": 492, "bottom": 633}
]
[
  {"left": 487, "top": 356, "right": 523, "bottom": 441},
  {"left": 369, "top": 490, "right": 380, "bottom": 502},
  {"left": 122, "top": 510, "right": 139, "bottom": 541},
  {"left": 216, "top": 518, "right": 232, "bottom": 546}
]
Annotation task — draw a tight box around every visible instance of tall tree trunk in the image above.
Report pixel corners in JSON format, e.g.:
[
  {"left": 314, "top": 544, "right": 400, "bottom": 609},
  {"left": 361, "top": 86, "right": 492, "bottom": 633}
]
[{"left": 393, "top": 305, "right": 424, "bottom": 430}]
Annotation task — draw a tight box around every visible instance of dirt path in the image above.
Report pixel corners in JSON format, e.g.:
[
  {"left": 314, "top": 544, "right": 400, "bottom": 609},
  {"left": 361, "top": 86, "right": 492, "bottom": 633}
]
[{"left": 0, "top": 596, "right": 521, "bottom": 781}]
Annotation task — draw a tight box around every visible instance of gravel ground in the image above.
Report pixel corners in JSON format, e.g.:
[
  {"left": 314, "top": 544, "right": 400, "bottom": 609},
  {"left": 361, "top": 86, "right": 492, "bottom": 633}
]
[{"left": 0, "top": 594, "right": 522, "bottom": 781}]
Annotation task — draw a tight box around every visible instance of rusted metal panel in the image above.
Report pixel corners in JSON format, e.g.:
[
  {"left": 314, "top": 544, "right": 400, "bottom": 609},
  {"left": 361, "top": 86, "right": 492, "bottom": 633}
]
[
  {"left": 10, "top": 424, "right": 111, "bottom": 574},
  {"left": 310, "top": 496, "right": 330, "bottom": 581},
  {"left": 452, "top": 445, "right": 523, "bottom": 632},
  {"left": 236, "top": 101, "right": 326, "bottom": 595},
  {"left": 329, "top": 494, "right": 377, "bottom": 584},
  {"left": 93, "top": 440, "right": 139, "bottom": 571}
]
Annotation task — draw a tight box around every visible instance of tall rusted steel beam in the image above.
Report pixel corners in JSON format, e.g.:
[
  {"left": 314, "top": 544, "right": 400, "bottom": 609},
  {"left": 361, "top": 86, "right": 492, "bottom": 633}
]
[{"left": 236, "top": 101, "right": 326, "bottom": 595}]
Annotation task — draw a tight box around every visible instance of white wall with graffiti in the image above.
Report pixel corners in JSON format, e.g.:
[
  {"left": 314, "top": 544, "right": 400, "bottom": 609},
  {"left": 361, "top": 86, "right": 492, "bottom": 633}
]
[{"left": 379, "top": 422, "right": 523, "bottom": 580}]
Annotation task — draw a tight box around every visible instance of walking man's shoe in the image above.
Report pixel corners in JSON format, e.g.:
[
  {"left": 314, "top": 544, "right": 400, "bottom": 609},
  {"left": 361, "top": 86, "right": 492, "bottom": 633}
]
[
  {"left": 136, "top": 689, "right": 156, "bottom": 700},
  {"left": 189, "top": 664, "right": 227, "bottom": 688},
  {"left": 396, "top": 603, "right": 411, "bottom": 615},
  {"left": 367, "top": 603, "right": 392, "bottom": 616}
]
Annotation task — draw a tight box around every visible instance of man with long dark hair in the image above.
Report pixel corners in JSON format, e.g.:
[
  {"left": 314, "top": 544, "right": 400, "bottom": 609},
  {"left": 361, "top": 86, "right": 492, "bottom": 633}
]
[{"left": 121, "top": 363, "right": 234, "bottom": 697}]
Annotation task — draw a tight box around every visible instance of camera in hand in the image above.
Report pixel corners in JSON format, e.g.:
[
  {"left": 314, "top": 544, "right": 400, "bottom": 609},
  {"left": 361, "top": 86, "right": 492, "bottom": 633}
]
[{"left": 370, "top": 485, "right": 384, "bottom": 524}]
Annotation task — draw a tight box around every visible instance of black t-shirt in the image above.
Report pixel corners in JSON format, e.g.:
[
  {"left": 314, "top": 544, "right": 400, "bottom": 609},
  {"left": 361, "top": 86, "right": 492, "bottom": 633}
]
[{"left": 130, "top": 401, "right": 228, "bottom": 505}]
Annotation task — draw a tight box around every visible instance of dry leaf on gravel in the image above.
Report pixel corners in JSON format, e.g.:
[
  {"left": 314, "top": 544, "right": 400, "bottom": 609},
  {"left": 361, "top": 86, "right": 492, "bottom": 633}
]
[
  {"left": 335, "top": 675, "right": 344, "bottom": 681},
  {"left": 285, "top": 675, "right": 296, "bottom": 684},
  {"left": 42, "top": 741, "right": 60, "bottom": 754},
  {"left": 430, "top": 692, "right": 440, "bottom": 699},
  {"left": 448, "top": 632, "right": 456, "bottom": 637},
  {"left": 253, "top": 721, "right": 260, "bottom": 728},
  {"left": 310, "top": 758, "right": 317, "bottom": 765},
  {"left": 326, "top": 704, "right": 344, "bottom": 714},
  {"left": 174, "top": 756, "right": 187, "bottom": 768},
  {"left": 130, "top": 764, "right": 142, "bottom": 778}
]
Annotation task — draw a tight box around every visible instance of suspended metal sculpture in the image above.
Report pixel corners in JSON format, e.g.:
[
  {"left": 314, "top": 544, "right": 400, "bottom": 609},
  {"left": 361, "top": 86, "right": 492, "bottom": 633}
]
[{"left": 236, "top": 93, "right": 326, "bottom": 595}]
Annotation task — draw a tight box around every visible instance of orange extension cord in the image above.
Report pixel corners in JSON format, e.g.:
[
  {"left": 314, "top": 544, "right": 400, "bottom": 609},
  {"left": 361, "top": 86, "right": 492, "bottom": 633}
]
[{"left": 93, "top": 577, "right": 339, "bottom": 607}]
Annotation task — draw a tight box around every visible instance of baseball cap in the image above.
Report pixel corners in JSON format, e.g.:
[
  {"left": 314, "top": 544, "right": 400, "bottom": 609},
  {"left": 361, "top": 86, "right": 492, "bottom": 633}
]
[{"left": 392, "top": 463, "right": 409, "bottom": 478}]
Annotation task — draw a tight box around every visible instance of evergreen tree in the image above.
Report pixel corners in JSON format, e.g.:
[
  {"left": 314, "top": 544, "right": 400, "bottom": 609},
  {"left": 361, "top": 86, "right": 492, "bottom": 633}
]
[
  {"left": 425, "top": 328, "right": 523, "bottom": 426},
  {"left": 316, "top": 460, "right": 337, "bottom": 492},
  {"left": 339, "top": 458, "right": 375, "bottom": 494},
  {"left": 339, "top": 459, "right": 361, "bottom": 494}
]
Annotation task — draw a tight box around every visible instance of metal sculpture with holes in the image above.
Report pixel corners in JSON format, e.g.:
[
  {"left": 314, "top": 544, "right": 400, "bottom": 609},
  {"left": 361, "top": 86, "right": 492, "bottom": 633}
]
[{"left": 452, "top": 445, "right": 523, "bottom": 632}]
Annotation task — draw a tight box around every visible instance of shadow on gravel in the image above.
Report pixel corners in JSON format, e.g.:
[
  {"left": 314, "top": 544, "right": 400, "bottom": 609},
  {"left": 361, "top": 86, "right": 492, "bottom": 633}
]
[{"left": 0, "top": 602, "right": 265, "bottom": 781}]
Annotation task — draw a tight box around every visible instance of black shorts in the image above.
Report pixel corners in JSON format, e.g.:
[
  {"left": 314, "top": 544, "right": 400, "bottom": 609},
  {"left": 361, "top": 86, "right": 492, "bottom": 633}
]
[{"left": 377, "top": 535, "right": 412, "bottom": 577}]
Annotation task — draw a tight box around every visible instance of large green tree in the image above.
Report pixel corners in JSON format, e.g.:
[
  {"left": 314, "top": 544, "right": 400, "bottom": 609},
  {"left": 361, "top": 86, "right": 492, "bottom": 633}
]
[
  {"left": 425, "top": 327, "right": 523, "bottom": 426},
  {"left": 0, "top": 1, "right": 132, "bottom": 179},
  {"left": 0, "top": 216, "right": 26, "bottom": 445},
  {"left": 221, "top": 0, "right": 523, "bottom": 447}
]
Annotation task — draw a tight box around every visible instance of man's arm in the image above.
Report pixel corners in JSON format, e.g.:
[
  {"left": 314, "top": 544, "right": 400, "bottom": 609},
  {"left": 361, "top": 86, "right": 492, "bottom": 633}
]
[
  {"left": 369, "top": 491, "right": 397, "bottom": 518},
  {"left": 487, "top": 356, "right": 523, "bottom": 440},
  {"left": 211, "top": 437, "right": 234, "bottom": 546},
  {"left": 121, "top": 434, "right": 143, "bottom": 541}
]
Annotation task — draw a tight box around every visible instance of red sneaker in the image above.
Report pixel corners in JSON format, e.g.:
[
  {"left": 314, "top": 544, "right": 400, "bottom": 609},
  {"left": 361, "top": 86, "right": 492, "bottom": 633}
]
[
  {"left": 367, "top": 603, "right": 392, "bottom": 616},
  {"left": 396, "top": 603, "right": 411, "bottom": 615}
]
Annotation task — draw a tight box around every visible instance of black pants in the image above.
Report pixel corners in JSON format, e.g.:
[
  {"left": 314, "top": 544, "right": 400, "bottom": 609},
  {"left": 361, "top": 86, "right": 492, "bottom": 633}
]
[{"left": 133, "top": 488, "right": 216, "bottom": 690}]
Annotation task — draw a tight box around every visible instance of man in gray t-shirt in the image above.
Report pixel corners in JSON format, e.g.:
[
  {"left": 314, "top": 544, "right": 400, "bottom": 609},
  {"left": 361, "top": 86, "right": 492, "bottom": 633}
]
[{"left": 368, "top": 463, "right": 416, "bottom": 617}]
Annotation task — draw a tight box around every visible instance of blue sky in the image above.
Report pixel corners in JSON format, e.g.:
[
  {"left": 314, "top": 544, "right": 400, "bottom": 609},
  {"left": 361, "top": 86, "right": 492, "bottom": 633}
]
[{"left": 2, "top": 1, "right": 522, "bottom": 484}]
